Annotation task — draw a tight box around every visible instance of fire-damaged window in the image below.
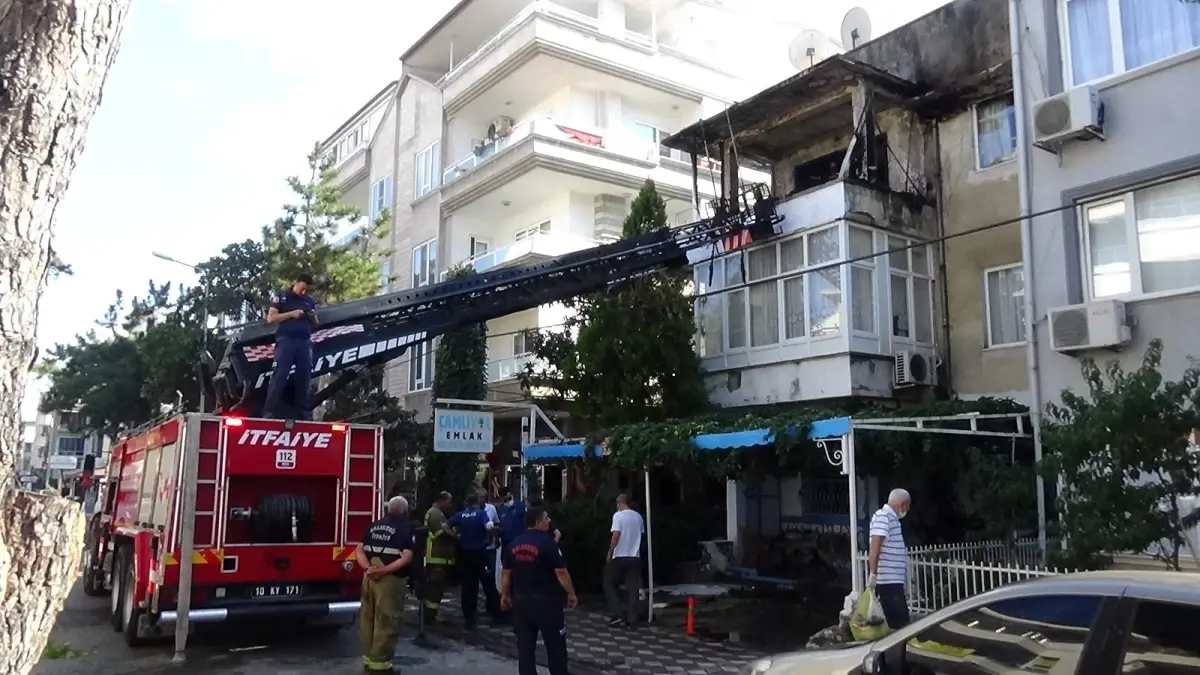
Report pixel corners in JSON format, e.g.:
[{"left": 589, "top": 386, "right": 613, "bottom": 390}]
[
  {"left": 789, "top": 134, "right": 889, "bottom": 195},
  {"left": 791, "top": 149, "right": 845, "bottom": 195}
]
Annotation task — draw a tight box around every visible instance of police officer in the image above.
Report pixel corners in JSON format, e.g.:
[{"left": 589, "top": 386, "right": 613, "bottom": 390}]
[
  {"left": 443, "top": 494, "right": 501, "bottom": 628},
  {"left": 355, "top": 496, "right": 416, "bottom": 674},
  {"left": 422, "top": 491, "right": 455, "bottom": 626},
  {"left": 501, "top": 504, "right": 577, "bottom": 675},
  {"left": 265, "top": 272, "right": 318, "bottom": 420}
]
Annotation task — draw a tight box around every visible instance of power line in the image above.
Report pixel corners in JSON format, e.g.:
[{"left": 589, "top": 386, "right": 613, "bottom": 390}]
[{"left": 688, "top": 171, "right": 1198, "bottom": 299}]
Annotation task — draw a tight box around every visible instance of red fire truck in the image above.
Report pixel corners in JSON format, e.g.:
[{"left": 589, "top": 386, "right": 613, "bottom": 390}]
[{"left": 81, "top": 413, "right": 383, "bottom": 646}]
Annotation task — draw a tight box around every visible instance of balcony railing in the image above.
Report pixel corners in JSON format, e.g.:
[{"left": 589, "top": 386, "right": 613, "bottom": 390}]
[
  {"left": 487, "top": 353, "right": 536, "bottom": 383},
  {"left": 443, "top": 232, "right": 598, "bottom": 280},
  {"left": 438, "top": 1, "right": 657, "bottom": 88},
  {"left": 442, "top": 117, "right": 605, "bottom": 186}
]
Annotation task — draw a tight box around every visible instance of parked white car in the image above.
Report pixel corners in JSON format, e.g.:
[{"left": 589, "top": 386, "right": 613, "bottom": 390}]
[{"left": 743, "top": 570, "right": 1200, "bottom": 674}]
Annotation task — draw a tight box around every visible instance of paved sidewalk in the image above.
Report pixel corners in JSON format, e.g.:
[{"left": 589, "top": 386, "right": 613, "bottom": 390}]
[{"left": 409, "top": 594, "right": 767, "bottom": 675}]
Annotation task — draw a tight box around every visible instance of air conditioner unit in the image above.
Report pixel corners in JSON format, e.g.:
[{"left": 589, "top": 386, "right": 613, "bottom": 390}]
[
  {"left": 487, "top": 116, "right": 514, "bottom": 139},
  {"left": 893, "top": 350, "right": 932, "bottom": 388},
  {"left": 1032, "top": 86, "right": 1104, "bottom": 150},
  {"left": 1048, "top": 299, "right": 1131, "bottom": 353}
]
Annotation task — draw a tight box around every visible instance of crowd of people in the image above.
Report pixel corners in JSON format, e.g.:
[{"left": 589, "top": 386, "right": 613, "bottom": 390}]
[{"left": 352, "top": 487, "right": 645, "bottom": 675}]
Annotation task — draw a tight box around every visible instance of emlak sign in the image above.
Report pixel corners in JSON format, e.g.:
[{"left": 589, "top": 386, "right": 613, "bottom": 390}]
[{"left": 434, "top": 409, "right": 494, "bottom": 454}]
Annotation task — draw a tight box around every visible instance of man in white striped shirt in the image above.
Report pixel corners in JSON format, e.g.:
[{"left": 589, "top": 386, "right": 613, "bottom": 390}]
[{"left": 867, "top": 488, "right": 911, "bottom": 629}]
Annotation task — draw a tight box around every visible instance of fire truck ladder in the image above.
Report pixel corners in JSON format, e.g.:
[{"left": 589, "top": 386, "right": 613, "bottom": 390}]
[{"left": 210, "top": 183, "right": 782, "bottom": 416}]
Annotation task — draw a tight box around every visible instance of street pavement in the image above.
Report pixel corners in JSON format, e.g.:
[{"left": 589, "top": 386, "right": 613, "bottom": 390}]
[{"left": 33, "top": 583, "right": 543, "bottom": 675}]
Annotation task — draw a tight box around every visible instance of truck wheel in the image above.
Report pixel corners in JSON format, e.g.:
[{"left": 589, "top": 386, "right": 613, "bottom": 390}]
[
  {"left": 249, "top": 494, "right": 315, "bottom": 543},
  {"left": 82, "top": 542, "right": 106, "bottom": 597},
  {"left": 110, "top": 547, "right": 127, "bottom": 631},
  {"left": 119, "top": 547, "right": 147, "bottom": 646}
]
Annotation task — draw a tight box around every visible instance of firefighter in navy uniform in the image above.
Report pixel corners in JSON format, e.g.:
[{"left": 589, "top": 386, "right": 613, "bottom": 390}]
[
  {"left": 501, "top": 504, "right": 577, "bottom": 675},
  {"left": 355, "top": 496, "right": 416, "bottom": 674},
  {"left": 442, "top": 493, "right": 502, "bottom": 628},
  {"left": 264, "top": 272, "right": 318, "bottom": 420}
]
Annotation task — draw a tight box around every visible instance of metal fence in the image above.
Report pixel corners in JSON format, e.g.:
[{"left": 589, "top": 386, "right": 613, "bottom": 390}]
[
  {"left": 908, "top": 537, "right": 1062, "bottom": 568},
  {"left": 855, "top": 538, "right": 1073, "bottom": 615}
]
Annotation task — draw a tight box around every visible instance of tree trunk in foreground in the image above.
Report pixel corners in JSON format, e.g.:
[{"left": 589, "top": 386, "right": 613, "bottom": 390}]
[{"left": 0, "top": 1, "right": 130, "bottom": 673}]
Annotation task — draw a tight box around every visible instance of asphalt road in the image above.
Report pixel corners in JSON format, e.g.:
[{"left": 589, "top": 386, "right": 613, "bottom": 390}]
[{"left": 33, "top": 583, "right": 541, "bottom": 675}]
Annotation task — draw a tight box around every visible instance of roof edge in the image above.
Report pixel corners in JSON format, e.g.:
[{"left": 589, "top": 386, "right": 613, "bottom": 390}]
[
  {"left": 320, "top": 80, "right": 401, "bottom": 148},
  {"left": 400, "top": 0, "right": 475, "bottom": 62}
]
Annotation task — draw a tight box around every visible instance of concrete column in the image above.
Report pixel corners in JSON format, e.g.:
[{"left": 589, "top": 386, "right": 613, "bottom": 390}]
[{"left": 593, "top": 194, "right": 626, "bottom": 241}]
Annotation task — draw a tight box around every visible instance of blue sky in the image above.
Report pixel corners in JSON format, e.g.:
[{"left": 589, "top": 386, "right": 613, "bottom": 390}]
[{"left": 24, "top": 0, "right": 949, "bottom": 418}]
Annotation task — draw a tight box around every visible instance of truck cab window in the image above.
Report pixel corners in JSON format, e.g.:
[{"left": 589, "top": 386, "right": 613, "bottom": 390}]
[{"left": 903, "top": 594, "right": 1102, "bottom": 675}]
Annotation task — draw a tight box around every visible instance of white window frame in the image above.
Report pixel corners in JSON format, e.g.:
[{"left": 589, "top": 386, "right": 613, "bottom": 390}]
[
  {"left": 414, "top": 142, "right": 440, "bottom": 199},
  {"left": 370, "top": 174, "right": 393, "bottom": 222},
  {"left": 412, "top": 238, "right": 437, "bottom": 288},
  {"left": 1058, "top": 0, "right": 1200, "bottom": 88},
  {"left": 971, "top": 93, "right": 1017, "bottom": 170},
  {"left": 512, "top": 330, "right": 531, "bottom": 356},
  {"left": 983, "top": 263, "right": 1027, "bottom": 348},
  {"left": 469, "top": 235, "right": 491, "bottom": 258},
  {"left": 1078, "top": 172, "right": 1200, "bottom": 301},
  {"left": 886, "top": 235, "right": 936, "bottom": 346},
  {"left": 408, "top": 341, "right": 433, "bottom": 392}
]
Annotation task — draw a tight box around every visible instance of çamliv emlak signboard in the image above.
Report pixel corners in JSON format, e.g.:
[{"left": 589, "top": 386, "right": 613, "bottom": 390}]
[{"left": 434, "top": 409, "right": 494, "bottom": 454}]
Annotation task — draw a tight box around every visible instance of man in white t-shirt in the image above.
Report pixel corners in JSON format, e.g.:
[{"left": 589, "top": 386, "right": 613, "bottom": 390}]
[{"left": 603, "top": 493, "right": 645, "bottom": 628}]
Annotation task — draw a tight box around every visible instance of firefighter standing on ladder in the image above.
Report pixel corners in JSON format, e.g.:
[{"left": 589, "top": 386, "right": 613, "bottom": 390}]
[
  {"left": 355, "top": 496, "right": 416, "bottom": 673},
  {"left": 422, "top": 491, "right": 456, "bottom": 625},
  {"left": 264, "top": 272, "right": 318, "bottom": 420}
]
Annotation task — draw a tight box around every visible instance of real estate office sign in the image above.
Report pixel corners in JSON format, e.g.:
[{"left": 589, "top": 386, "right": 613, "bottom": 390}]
[{"left": 434, "top": 409, "right": 494, "bottom": 454}]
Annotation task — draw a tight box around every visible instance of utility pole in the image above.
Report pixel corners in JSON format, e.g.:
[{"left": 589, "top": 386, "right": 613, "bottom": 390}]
[{"left": 153, "top": 251, "right": 211, "bottom": 413}]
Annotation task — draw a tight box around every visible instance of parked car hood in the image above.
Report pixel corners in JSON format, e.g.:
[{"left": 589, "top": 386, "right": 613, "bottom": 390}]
[{"left": 758, "top": 642, "right": 872, "bottom": 675}]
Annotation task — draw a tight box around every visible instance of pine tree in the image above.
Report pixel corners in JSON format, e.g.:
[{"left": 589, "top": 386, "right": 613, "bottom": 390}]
[{"left": 523, "top": 179, "right": 709, "bottom": 441}]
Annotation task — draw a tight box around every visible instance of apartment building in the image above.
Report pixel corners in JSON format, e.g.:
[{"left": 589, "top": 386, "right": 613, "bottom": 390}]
[
  {"left": 19, "top": 410, "right": 109, "bottom": 490},
  {"left": 319, "top": 0, "right": 810, "bottom": 418},
  {"left": 664, "top": 0, "right": 1022, "bottom": 407},
  {"left": 1011, "top": 0, "right": 1200, "bottom": 404}
]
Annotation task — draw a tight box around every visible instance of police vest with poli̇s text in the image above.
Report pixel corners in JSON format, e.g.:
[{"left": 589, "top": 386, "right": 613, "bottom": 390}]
[
  {"left": 424, "top": 506, "right": 456, "bottom": 566},
  {"left": 361, "top": 515, "right": 416, "bottom": 577}
]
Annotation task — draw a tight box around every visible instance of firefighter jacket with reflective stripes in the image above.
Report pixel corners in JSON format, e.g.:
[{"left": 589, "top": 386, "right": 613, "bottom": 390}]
[
  {"left": 361, "top": 515, "right": 416, "bottom": 578},
  {"left": 424, "top": 505, "right": 455, "bottom": 566}
]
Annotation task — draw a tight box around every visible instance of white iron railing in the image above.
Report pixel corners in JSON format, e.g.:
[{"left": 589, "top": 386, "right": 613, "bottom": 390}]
[
  {"left": 908, "top": 538, "right": 1061, "bottom": 569},
  {"left": 855, "top": 540, "right": 1073, "bottom": 616},
  {"left": 441, "top": 232, "right": 598, "bottom": 280}
]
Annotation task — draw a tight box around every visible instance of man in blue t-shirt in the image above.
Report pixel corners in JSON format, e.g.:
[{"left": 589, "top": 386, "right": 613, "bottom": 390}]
[
  {"left": 264, "top": 273, "right": 318, "bottom": 420},
  {"left": 502, "top": 496, "right": 561, "bottom": 549}
]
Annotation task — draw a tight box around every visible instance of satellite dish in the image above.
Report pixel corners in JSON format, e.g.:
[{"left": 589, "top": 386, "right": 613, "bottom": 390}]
[
  {"left": 840, "top": 7, "right": 873, "bottom": 50},
  {"left": 789, "top": 30, "right": 835, "bottom": 70}
]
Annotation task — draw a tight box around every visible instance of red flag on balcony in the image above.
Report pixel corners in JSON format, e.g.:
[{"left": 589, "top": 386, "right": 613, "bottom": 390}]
[
  {"left": 722, "top": 230, "right": 752, "bottom": 253},
  {"left": 555, "top": 125, "right": 602, "bottom": 147}
]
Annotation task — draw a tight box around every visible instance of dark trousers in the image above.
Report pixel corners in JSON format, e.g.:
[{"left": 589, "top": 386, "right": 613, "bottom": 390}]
[
  {"left": 512, "top": 594, "right": 569, "bottom": 675},
  {"left": 459, "top": 549, "right": 500, "bottom": 622},
  {"left": 265, "top": 336, "right": 312, "bottom": 420},
  {"left": 603, "top": 557, "right": 641, "bottom": 624},
  {"left": 875, "top": 583, "right": 911, "bottom": 630}
]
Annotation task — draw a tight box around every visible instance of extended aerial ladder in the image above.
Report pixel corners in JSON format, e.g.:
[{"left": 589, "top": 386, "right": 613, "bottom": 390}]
[{"left": 209, "top": 183, "right": 782, "bottom": 416}]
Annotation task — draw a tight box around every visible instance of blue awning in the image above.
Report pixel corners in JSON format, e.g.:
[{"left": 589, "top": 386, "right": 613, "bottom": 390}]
[
  {"left": 522, "top": 443, "right": 599, "bottom": 460},
  {"left": 521, "top": 416, "right": 853, "bottom": 459}
]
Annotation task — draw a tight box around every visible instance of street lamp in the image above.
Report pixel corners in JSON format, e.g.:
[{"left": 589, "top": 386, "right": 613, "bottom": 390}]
[{"left": 153, "top": 251, "right": 211, "bottom": 413}]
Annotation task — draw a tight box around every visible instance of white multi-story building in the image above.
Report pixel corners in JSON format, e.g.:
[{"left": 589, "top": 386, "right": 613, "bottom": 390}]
[{"left": 319, "top": 0, "right": 806, "bottom": 416}]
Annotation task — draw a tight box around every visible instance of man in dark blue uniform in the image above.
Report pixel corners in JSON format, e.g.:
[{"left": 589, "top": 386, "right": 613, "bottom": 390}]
[
  {"left": 443, "top": 494, "right": 501, "bottom": 628},
  {"left": 265, "top": 273, "right": 318, "bottom": 420},
  {"left": 355, "top": 496, "right": 416, "bottom": 673},
  {"left": 501, "top": 504, "right": 577, "bottom": 675}
]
